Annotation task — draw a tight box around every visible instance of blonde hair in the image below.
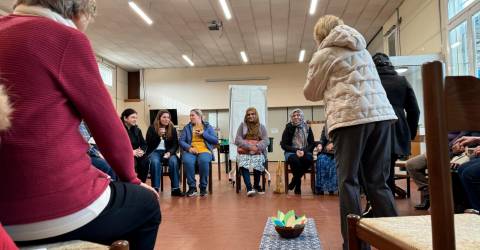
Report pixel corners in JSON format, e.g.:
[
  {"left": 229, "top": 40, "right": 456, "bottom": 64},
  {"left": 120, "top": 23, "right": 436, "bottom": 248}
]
[
  {"left": 14, "top": 0, "right": 97, "bottom": 19},
  {"left": 313, "top": 15, "right": 344, "bottom": 45}
]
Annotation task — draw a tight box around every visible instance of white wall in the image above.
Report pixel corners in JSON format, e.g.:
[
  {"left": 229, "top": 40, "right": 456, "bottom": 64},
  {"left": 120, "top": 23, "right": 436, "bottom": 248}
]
[{"left": 383, "top": 0, "right": 443, "bottom": 56}]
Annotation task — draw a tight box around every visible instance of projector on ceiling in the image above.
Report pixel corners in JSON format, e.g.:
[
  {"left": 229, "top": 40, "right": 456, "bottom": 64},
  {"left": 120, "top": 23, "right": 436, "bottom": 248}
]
[{"left": 208, "top": 20, "right": 222, "bottom": 31}]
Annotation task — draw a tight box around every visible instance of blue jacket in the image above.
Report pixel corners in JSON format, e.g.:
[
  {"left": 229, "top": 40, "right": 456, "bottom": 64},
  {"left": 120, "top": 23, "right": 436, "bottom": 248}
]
[{"left": 179, "top": 122, "right": 218, "bottom": 153}]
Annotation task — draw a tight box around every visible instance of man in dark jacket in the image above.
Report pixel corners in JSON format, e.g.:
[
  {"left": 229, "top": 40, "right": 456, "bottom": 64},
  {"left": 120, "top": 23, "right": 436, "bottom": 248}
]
[{"left": 373, "top": 53, "right": 421, "bottom": 198}]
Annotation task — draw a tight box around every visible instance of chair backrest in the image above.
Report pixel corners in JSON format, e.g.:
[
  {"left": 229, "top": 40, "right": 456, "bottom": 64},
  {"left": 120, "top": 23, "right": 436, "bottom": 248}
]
[{"left": 422, "top": 61, "right": 480, "bottom": 250}]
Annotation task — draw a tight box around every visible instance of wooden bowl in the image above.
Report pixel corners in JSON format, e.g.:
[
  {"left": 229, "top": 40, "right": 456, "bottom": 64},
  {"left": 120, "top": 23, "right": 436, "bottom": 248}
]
[{"left": 274, "top": 224, "right": 305, "bottom": 239}]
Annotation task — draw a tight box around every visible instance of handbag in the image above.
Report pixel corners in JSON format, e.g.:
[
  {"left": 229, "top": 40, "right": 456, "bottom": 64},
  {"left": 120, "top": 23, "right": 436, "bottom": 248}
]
[{"left": 237, "top": 139, "right": 260, "bottom": 154}]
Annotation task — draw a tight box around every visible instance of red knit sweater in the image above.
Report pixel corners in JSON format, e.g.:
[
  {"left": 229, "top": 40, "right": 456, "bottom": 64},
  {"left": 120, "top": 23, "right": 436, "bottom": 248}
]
[{"left": 0, "top": 15, "right": 141, "bottom": 225}]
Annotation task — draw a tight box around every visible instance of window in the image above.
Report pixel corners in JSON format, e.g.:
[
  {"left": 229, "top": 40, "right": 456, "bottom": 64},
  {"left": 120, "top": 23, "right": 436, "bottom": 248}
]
[
  {"left": 472, "top": 12, "right": 480, "bottom": 76},
  {"left": 449, "top": 21, "right": 469, "bottom": 75},
  {"left": 449, "top": 0, "right": 475, "bottom": 19},
  {"left": 98, "top": 62, "right": 114, "bottom": 87},
  {"left": 387, "top": 31, "right": 397, "bottom": 56}
]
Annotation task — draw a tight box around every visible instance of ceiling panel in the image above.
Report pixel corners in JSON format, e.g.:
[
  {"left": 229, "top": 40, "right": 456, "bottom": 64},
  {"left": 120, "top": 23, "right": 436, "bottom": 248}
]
[{"left": 0, "top": 0, "right": 402, "bottom": 70}]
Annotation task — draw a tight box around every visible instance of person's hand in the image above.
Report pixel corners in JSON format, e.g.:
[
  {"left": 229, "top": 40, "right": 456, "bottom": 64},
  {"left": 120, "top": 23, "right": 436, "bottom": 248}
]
[
  {"left": 137, "top": 149, "right": 145, "bottom": 157},
  {"left": 451, "top": 142, "right": 464, "bottom": 154},
  {"left": 189, "top": 147, "right": 198, "bottom": 154},
  {"left": 164, "top": 152, "right": 171, "bottom": 158},
  {"left": 250, "top": 145, "right": 258, "bottom": 152},
  {"left": 474, "top": 146, "right": 480, "bottom": 156},
  {"left": 326, "top": 143, "right": 334, "bottom": 153},
  {"left": 194, "top": 129, "right": 203, "bottom": 136},
  {"left": 296, "top": 150, "right": 304, "bottom": 157},
  {"left": 133, "top": 149, "right": 139, "bottom": 157},
  {"left": 140, "top": 182, "right": 159, "bottom": 199},
  {"left": 456, "top": 136, "right": 480, "bottom": 147},
  {"left": 316, "top": 144, "right": 323, "bottom": 152}
]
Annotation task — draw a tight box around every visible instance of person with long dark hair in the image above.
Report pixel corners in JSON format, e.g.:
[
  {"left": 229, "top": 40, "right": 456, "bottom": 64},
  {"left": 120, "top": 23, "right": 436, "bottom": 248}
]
[
  {"left": 234, "top": 107, "right": 269, "bottom": 196},
  {"left": 146, "top": 110, "right": 183, "bottom": 196}
]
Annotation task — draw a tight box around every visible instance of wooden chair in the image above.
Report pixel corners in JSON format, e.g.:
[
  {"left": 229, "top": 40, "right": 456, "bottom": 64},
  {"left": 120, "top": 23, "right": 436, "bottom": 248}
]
[
  {"left": 347, "top": 61, "right": 480, "bottom": 249},
  {"left": 284, "top": 161, "right": 316, "bottom": 194},
  {"left": 21, "top": 240, "right": 129, "bottom": 249},
  {"left": 235, "top": 161, "right": 268, "bottom": 193},
  {"left": 394, "top": 160, "right": 411, "bottom": 198}
]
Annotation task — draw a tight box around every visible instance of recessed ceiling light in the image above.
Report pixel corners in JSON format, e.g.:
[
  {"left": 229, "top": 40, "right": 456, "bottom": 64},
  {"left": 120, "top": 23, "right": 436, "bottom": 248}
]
[
  {"left": 240, "top": 51, "right": 248, "bottom": 63},
  {"left": 309, "top": 0, "right": 318, "bottom": 15},
  {"left": 298, "top": 50, "right": 306, "bottom": 63},
  {"left": 219, "top": 0, "right": 232, "bottom": 20},
  {"left": 128, "top": 1, "right": 153, "bottom": 25},
  {"left": 182, "top": 55, "right": 195, "bottom": 67}
]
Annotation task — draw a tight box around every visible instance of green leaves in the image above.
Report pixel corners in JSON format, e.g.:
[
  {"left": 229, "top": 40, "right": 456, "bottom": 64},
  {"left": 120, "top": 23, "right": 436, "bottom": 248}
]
[{"left": 272, "top": 210, "right": 307, "bottom": 228}]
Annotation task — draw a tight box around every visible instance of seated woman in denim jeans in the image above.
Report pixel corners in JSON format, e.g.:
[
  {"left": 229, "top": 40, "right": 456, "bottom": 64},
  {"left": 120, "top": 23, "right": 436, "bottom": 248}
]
[
  {"left": 234, "top": 107, "right": 269, "bottom": 197},
  {"left": 315, "top": 126, "right": 337, "bottom": 195},
  {"left": 180, "top": 109, "right": 218, "bottom": 197},
  {"left": 280, "top": 109, "right": 315, "bottom": 194},
  {"left": 146, "top": 110, "right": 183, "bottom": 196}
]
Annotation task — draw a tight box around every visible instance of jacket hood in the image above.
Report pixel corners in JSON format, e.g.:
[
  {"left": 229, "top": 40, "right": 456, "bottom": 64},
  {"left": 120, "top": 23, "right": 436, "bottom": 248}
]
[{"left": 319, "top": 25, "right": 366, "bottom": 51}]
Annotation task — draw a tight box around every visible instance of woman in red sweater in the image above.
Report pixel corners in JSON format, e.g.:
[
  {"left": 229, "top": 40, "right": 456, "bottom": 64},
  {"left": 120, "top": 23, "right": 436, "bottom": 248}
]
[{"left": 0, "top": 1, "right": 160, "bottom": 249}]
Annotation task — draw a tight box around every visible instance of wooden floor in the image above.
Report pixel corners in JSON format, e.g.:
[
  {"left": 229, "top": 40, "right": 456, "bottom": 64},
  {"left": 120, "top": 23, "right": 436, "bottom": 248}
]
[{"left": 154, "top": 162, "right": 427, "bottom": 250}]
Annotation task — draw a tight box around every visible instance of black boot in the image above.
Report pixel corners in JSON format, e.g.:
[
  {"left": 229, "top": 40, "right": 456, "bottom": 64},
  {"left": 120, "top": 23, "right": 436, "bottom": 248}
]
[
  {"left": 288, "top": 180, "right": 296, "bottom": 190},
  {"left": 415, "top": 189, "right": 430, "bottom": 210},
  {"left": 294, "top": 177, "right": 301, "bottom": 194}
]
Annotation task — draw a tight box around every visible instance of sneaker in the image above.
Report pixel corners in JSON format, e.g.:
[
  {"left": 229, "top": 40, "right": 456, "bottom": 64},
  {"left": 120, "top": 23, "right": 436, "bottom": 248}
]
[
  {"left": 186, "top": 188, "right": 197, "bottom": 197},
  {"left": 171, "top": 189, "right": 185, "bottom": 197},
  {"left": 247, "top": 189, "right": 256, "bottom": 197},
  {"left": 199, "top": 188, "right": 208, "bottom": 197}
]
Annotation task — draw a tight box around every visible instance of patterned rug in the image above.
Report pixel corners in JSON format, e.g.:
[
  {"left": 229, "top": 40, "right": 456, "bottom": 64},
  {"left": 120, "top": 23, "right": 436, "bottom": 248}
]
[{"left": 259, "top": 218, "right": 323, "bottom": 250}]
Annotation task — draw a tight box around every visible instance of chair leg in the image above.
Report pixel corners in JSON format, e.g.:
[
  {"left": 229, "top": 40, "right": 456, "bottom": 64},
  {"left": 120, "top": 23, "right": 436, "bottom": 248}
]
[
  {"left": 347, "top": 214, "right": 362, "bottom": 250},
  {"left": 209, "top": 162, "right": 213, "bottom": 194},
  {"left": 236, "top": 162, "right": 240, "bottom": 193},
  {"left": 182, "top": 161, "right": 186, "bottom": 193},
  {"left": 218, "top": 159, "right": 221, "bottom": 181},
  {"left": 311, "top": 163, "right": 316, "bottom": 194},
  {"left": 284, "top": 162, "right": 289, "bottom": 194},
  {"left": 406, "top": 174, "right": 411, "bottom": 198}
]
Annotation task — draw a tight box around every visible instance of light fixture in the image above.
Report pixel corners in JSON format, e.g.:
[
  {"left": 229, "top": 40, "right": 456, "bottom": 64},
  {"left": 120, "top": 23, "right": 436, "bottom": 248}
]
[
  {"left": 450, "top": 42, "right": 461, "bottom": 49},
  {"left": 240, "top": 51, "right": 248, "bottom": 63},
  {"left": 309, "top": 0, "right": 318, "bottom": 15},
  {"left": 395, "top": 67, "right": 408, "bottom": 74},
  {"left": 298, "top": 49, "right": 306, "bottom": 63},
  {"left": 219, "top": 0, "right": 232, "bottom": 20},
  {"left": 128, "top": 1, "right": 153, "bottom": 25},
  {"left": 182, "top": 55, "right": 195, "bottom": 67}
]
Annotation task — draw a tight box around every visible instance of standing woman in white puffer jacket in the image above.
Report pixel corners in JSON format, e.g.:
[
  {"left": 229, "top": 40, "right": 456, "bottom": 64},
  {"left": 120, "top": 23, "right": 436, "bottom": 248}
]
[{"left": 304, "top": 15, "right": 398, "bottom": 250}]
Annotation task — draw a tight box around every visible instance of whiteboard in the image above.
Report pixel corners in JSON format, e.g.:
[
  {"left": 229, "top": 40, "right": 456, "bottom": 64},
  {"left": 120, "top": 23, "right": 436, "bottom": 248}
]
[{"left": 228, "top": 85, "right": 268, "bottom": 160}]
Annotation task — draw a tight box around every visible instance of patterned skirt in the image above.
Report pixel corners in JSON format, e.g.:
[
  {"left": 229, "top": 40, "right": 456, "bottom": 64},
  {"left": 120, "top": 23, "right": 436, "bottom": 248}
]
[
  {"left": 315, "top": 154, "right": 338, "bottom": 192},
  {"left": 237, "top": 154, "right": 266, "bottom": 172}
]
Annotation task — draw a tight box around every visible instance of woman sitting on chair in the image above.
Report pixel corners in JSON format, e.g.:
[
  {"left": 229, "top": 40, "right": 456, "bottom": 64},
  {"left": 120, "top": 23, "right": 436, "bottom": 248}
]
[
  {"left": 315, "top": 126, "right": 337, "bottom": 195},
  {"left": 280, "top": 109, "right": 315, "bottom": 194},
  {"left": 180, "top": 109, "right": 218, "bottom": 197},
  {"left": 146, "top": 110, "right": 183, "bottom": 196},
  {"left": 121, "top": 108, "right": 148, "bottom": 182},
  {"left": 235, "top": 107, "right": 269, "bottom": 197}
]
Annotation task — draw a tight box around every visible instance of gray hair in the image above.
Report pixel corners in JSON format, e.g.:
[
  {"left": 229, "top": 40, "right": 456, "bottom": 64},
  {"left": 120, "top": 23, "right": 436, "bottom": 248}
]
[
  {"left": 14, "top": 0, "right": 96, "bottom": 19},
  {"left": 190, "top": 109, "right": 203, "bottom": 120}
]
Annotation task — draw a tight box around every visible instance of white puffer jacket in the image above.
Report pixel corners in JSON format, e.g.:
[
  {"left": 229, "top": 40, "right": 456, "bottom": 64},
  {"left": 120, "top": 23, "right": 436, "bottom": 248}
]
[{"left": 304, "top": 25, "right": 397, "bottom": 134}]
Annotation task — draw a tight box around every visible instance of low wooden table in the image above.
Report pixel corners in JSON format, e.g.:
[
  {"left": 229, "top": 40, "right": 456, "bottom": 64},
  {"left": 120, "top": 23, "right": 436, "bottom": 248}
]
[{"left": 259, "top": 218, "right": 323, "bottom": 250}]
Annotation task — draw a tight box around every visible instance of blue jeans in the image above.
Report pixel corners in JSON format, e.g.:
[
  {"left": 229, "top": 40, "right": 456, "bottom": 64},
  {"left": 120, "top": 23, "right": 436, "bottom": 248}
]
[
  {"left": 148, "top": 150, "right": 180, "bottom": 190},
  {"left": 240, "top": 167, "right": 262, "bottom": 191},
  {"left": 182, "top": 152, "right": 212, "bottom": 189},
  {"left": 91, "top": 156, "right": 117, "bottom": 181},
  {"left": 458, "top": 157, "right": 480, "bottom": 210}
]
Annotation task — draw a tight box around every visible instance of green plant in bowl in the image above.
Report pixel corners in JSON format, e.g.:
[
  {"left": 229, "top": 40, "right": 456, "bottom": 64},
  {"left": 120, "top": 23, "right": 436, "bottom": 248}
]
[{"left": 271, "top": 210, "right": 307, "bottom": 238}]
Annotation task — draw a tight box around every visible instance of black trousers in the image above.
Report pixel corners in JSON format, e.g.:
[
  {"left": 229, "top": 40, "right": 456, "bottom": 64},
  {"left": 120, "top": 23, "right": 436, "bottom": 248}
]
[
  {"left": 17, "top": 182, "right": 161, "bottom": 250},
  {"left": 287, "top": 153, "right": 313, "bottom": 185},
  {"left": 332, "top": 121, "right": 398, "bottom": 250},
  {"left": 135, "top": 155, "right": 149, "bottom": 182}
]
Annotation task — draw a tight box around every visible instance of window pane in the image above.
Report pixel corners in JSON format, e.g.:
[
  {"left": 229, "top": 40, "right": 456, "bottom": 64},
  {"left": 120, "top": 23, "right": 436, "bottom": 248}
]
[
  {"left": 448, "top": 0, "right": 476, "bottom": 19},
  {"left": 449, "top": 21, "right": 469, "bottom": 75},
  {"left": 473, "top": 12, "right": 480, "bottom": 77},
  {"left": 98, "top": 62, "right": 113, "bottom": 86}
]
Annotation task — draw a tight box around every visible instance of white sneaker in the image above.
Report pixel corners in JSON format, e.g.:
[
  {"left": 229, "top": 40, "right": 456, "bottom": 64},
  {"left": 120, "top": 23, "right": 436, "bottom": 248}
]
[{"left": 247, "top": 190, "right": 256, "bottom": 197}]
